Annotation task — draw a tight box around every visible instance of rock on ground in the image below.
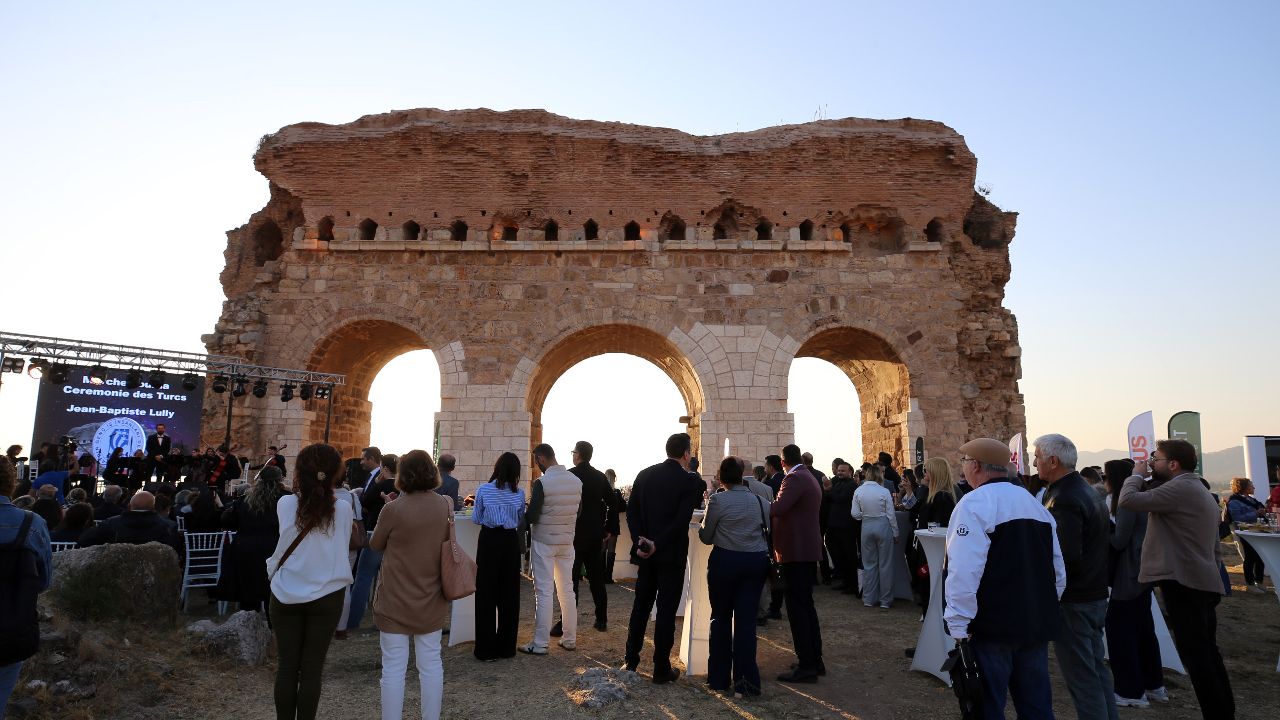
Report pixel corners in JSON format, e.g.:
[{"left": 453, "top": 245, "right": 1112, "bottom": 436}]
[
  {"left": 186, "top": 610, "right": 272, "bottom": 666},
  {"left": 49, "top": 543, "right": 181, "bottom": 623},
  {"left": 569, "top": 667, "right": 642, "bottom": 708}
]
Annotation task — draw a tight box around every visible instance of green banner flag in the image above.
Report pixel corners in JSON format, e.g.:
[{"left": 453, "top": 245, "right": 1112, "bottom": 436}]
[{"left": 1167, "top": 411, "right": 1203, "bottom": 475}]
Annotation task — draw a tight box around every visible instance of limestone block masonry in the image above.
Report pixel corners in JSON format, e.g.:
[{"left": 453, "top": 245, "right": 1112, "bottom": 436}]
[{"left": 203, "top": 108, "right": 1025, "bottom": 497}]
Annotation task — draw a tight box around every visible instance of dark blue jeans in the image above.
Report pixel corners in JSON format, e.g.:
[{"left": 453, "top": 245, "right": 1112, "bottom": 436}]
[
  {"left": 970, "top": 638, "right": 1054, "bottom": 720},
  {"left": 346, "top": 546, "right": 383, "bottom": 630},
  {"left": 706, "top": 547, "right": 769, "bottom": 694}
]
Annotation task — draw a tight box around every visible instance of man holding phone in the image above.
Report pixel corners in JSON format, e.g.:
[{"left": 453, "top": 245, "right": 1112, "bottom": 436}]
[{"left": 621, "top": 433, "right": 705, "bottom": 683}]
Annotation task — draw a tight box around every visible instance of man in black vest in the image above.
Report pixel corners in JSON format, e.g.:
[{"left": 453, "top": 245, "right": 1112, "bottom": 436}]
[{"left": 621, "top": 433, "right": 704, "bottom": 683}]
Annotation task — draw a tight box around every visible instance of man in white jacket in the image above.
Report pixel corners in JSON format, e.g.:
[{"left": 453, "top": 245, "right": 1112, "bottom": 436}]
[{"left": 944, "top": 437, "right": 1066, "bottom": 719}]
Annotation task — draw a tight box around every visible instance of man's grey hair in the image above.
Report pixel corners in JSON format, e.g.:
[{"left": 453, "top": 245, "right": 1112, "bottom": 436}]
[
  {"left": 1033, "top": 434, "right": 1078, "bottom": 469},
  {"left": 103, "top": 485, "right": 123, "bottom": 502},
  {"left": 981, "top": 462, "right": 1010, "bottom": 475}
]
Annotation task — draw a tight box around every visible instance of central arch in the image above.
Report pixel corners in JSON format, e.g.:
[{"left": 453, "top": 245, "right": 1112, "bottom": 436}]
[{"left": 525, "top": 324, "right": 706, "bottom": 469}]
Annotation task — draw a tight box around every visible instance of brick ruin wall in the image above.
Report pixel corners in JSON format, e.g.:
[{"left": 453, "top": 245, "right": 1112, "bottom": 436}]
[{"left": 202, "top": 109, "right": 1024, "bottom": 493}]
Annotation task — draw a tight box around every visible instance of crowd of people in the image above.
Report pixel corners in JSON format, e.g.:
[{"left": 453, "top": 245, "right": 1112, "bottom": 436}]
[{"left": 0, "top": 427, "right": 1273, "bottom": 720}]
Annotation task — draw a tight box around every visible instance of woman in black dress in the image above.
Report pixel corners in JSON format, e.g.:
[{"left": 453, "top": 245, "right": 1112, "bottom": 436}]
[
  {"left": 221, "top": 465, "right": 286, "bottom": 612},
  {"left": 911, "top": 457, "right": 957, "bottom": 613}
]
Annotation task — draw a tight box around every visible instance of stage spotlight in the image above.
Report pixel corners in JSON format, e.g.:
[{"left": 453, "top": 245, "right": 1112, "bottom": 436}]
[
  {"left": 1, "top": 357, "right": 24, "bottom": 374},
  {"left": 27, "top": 359, "right": 48, "bottom": 379},
  {"left": 125, "top": 369, "right": 143, "bottom": 389},
  {"left": 299, "top": 382, "right": 313, "bottom": 401},
  {"left": 47, "top": 364, "right": 70, "bottom": 385},
  {"left": 232, "top": 377, "right": 248, "bottom": 397},
  {"left": 148, "top": 368, "right": 166, "bottom": 388},
  {"left": 314, "top": 384, "right": 331, "bottom": 400},
  {"left": 88, "top": 365, "right": 108, "bottom": 386},
  {"left": 211, "top": 375, "right": 230, "bottom": 393},
  {"left": 280, "top": 383, "right": 295, "bottom": 402},
  {"left": 252, "top": 380, "right": 268, "bottom": 399},
  {"left": 182, "top": 373, "right": 199, "bottom": 391}
]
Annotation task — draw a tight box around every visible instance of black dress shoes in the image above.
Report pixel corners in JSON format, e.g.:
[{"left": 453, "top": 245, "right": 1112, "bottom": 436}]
[
  {"left": 652, "top": 668, "right": 681, "bottom": 684},
  {"left": 790, "top": 661, "right": 826, "bottom": 676}
]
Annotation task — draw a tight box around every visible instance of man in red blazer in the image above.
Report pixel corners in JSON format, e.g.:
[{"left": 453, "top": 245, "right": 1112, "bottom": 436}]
[{"left": 771, "top": 443, "right": 825, "bottom": 683}]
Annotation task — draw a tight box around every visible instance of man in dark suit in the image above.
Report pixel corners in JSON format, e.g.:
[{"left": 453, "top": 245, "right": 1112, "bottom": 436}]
[
  {"left": 759, "top": 453, "right": 787, "bottom": 622},
  {"left": 436, "top": 453, "right": 462, "bottom": 511},
  {"left": 773, "top": 444, "right": 825, "bottom": 683},
  {"left": 565, "top": 440, "right": 617, "bottom": 632},
  {"left": 349, "top": 447, "right": 396, "bottom": 631},
  {"left": 621, "top": 432, "right": 704, "bottom": 683},
  {"left": 145, "top": 424, "right": 172, "bottom": 480}
]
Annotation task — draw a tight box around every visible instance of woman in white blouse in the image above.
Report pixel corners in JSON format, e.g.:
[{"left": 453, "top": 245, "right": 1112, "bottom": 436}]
[
  {"left": 266, "top": 444, "right": 353, "bottom": 720},
  {"left": 852, "top": 465, "right": 898, "bottom": 609}
]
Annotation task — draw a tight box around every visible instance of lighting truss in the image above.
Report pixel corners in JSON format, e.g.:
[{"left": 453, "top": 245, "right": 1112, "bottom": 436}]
[{"left": 0, "top": 331, "right": 345, "bottom": 390}]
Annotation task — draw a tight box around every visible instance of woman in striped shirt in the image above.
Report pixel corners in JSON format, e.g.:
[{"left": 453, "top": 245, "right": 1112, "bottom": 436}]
[{"left": 472, "top": 452, "right": 526, "bottom": 661}]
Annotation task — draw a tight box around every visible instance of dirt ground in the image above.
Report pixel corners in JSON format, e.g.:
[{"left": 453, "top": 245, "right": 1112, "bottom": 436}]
[{"left": 14, "top": 544, "right": 1280, "bottom": 720}]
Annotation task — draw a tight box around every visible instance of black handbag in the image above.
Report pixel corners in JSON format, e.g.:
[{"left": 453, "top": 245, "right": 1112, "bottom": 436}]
[
  {"left": 941, "top": 638, "right": 984, "bottom": 719},
  {"left": 755, "top": 496, "right": 785, "bottom": 592}
]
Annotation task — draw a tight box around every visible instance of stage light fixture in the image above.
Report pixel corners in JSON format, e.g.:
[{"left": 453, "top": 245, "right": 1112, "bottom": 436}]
[
  {"left": 125, "top": 369, "right": 143, "bottom": 389},
  {"left": 1, "top": 357, "right": 24, "bottom": 373},
  {"left": 280, "top": 383, "right": 295, "bottom": 402},
  {"left": 27, "top": 359, "right": 49, "bottom": 379},
  {"left": 47, "top": 364, "right": 70, "bottom": 385},
  {"left": 314, "top": 384, "right": 331, "bottom": 400},
  {"left": 182, "top": 373, "right": 199, "bottom": 391},
  {"left": 148, "top": 368, "right": 166, "bottom": 388},
  {"left": 252, "top": 380, "right": 268, "bottom": 399},
  {"left": 88, "top": 365, "right": 108, "bottom": 385},
  {"left": 299, "top": 382, "right": 313, "bottom": 401},
  {"left": 232, "top": 377, "right": 248, "bottom": 397},
  {"left": 211, "top": 375, "right": 230, "bottom": 393}
]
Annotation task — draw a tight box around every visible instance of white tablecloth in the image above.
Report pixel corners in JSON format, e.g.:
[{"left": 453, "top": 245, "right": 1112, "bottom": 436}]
[
  {"left": 677, "top": 523, "right": 712, "bottom": 676},
  {"left": 1235, "top": 530, "right": 1280, "bottom": 671},
  {"left": 910, "top": 528, "right": 951, "bottom": 685},
  {"left": 447, "top": 514, "right": 480, "bottom": 647},
  {"left": 613, "top": 514, "right": 638, "bottom": 581}
]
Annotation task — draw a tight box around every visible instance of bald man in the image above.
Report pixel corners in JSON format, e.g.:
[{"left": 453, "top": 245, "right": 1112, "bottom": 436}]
[{"left": 79, "top": 490, "right": 181, "bottom": 552}]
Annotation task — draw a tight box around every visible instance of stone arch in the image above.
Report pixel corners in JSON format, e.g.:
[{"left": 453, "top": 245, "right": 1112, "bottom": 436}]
[
  {"left": 791, "top": 320, "right": 917, "bottom": 465},
  {"left": 300, "top": 318, "right": 433, "bottom": 456},
  {"left": 317, "top": 216, "right": 335, "bottom": 242},
  {"left": 402, "top": 220, "right": 421, "bottom": 241},
  {"left": 450, "top": 220, "right": 468, "bottom": 241},
  {"left": 623, "top": 221, "right": 641, "bottom": 241},
  {"left": 755, "top": 218, "right": 773, "bottom": 241},
  {"left": 252, "top": 220, "right": 284, "bottom": 264},
  {"left": 659, "top": 213, "right": 686, "bottom": 241},
  {"left": 543, "top": 220, "right": 558, "bottom": 241},
  {"left": 522, "top": 323, "right": 707, "bottom": 465},
  {"left": 799, "top": 219, "right": 814, "bottom": 241},
  {"left": 358, "top": 218, "right": 378, "bottom": 241}
]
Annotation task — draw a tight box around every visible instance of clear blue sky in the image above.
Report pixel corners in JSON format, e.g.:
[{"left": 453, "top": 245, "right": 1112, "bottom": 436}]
[{"left": 2, "top": 2, "right": 1277, "bottom": 481}]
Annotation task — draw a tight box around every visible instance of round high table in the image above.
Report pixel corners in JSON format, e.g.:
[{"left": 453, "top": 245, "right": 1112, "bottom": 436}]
[
  {"left": 909, "top": 528, "right": 951, "bottom": 686},
  {"left": 1235, "top": 530, "right": 1280, "bottom": 671},
  {"left": 446, "top": 513, "right": 481, "bottom": 647}
]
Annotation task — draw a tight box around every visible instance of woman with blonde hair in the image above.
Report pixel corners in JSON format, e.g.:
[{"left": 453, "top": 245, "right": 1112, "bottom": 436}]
[
  {"left": 370, "top": 449, "right": 451, "bottom": 720},
  {"left": 910, "top": 458, "right": 957, "bottom": 613}
]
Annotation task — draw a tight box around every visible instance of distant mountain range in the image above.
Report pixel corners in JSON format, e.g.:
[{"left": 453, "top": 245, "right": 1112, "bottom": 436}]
[{"left": 1077, "top": 446, "right": 1246, "bottom": 489}]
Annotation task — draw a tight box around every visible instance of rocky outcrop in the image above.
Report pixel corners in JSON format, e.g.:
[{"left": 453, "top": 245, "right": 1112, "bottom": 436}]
[{"left": 49, "top": 543, "right": 181, "bottom": 623}]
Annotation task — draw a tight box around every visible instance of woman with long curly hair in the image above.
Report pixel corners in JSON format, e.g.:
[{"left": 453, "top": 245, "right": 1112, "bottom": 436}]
[
  {"left": 267, "top": 444, "right": 352, "bottom": 720},
  {"left": 370, "top": 449, "right": 451, "bottom": 720}
]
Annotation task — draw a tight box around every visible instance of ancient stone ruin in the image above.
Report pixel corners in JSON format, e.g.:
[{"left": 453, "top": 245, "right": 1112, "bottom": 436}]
[{"left": 204, "top": 109, "right": 1024, "bottom": 492}]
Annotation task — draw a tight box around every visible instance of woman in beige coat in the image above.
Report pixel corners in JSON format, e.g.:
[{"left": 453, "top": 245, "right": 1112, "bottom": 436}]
[{"left": 370, "top": 449, "right": 451, "bottom": 720}]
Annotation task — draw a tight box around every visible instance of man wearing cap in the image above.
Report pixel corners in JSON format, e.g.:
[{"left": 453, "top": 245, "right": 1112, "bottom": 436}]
[{"left": 944, "top": 438, "right": 1065, "bottom": 718}]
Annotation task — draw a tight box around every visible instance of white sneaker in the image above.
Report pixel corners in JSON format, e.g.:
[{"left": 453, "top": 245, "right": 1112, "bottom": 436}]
[
  {"left": 1146, "top": 686, "right": 1169, "bottom": 703},
  {"left": 518, "top": 642, "right": 547, "bottom": 655},
  {"left": 559, "top": 640, "right": 576, "bottom": 651},
  {"left": 1115, "top": 693, "right": 1150, "bottom": 708}
]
